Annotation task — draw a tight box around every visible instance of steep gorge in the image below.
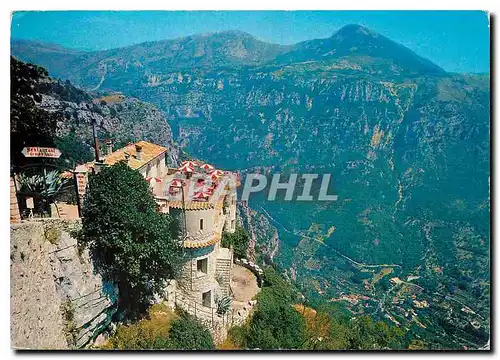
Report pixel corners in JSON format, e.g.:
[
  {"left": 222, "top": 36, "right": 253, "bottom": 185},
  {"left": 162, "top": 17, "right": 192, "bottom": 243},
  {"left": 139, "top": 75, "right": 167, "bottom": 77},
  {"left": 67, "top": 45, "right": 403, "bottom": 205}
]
[{"left": 11, "top": 24, "right": 490, "bottom": 348}]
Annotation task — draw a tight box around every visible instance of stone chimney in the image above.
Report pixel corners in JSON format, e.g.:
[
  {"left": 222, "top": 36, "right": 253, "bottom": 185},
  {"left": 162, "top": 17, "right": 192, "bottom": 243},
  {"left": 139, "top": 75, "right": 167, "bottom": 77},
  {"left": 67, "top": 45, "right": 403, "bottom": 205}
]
[
  {"left": 94, "top": 160, "right": 106, "bottom": 174},
  {"left": 135, "top": 144, "right": 143, "bottom": 161},
  {"left": 105, "top": 140, "right": 113, "bottom": 155}
]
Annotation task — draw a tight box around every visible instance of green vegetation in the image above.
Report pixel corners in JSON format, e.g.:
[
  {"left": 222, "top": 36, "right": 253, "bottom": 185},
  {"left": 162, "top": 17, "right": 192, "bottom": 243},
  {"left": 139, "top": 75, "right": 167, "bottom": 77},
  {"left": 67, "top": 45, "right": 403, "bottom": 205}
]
[
  {"left": 17, "top": 170, "right": 70, "bottom": 216},
  {"left": 61, "top": 299, "right": 78, "bottom": 347},
  {"left": 10, "top": 56, "right": 61, "bottom": 171},
  {"left": 346, "top": 315, "right": 405, "bottom": 350},
  {"left": 55, "top": 132, "right": 94, "bottom": 166},
  {"left": 227, "top": 267, "right": 306, "bottom": 349},
  {"left": 103, "top": 304, "right": 214, "bottom": 350},
  {"left": 221, "top": 226, "right": 250, "bottom": 259},
  {"left": 226, "top": 266, "right": 405, "bottom": 350},
  {"left": 215, "top": 295, "right": 232, "bottom": 315},
  {"left": 11, "top": 57, "right": 177, "bottom": 171},
  {"left": 79, "top": 163, "right": 184, "bottom": 317},
  {"left": 168, "top": 310, "right": 215, "bottom": 350}
]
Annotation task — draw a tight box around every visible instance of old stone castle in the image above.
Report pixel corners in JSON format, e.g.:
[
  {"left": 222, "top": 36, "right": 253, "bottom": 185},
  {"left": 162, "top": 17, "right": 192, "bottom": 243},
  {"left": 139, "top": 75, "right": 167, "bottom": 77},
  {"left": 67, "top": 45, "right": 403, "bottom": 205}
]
[
  {"left": 77, "top": 141, "right": 241, "bottom": 308},
  {"left": 11, "top": 140, "right": 261, "bottom": 348}
]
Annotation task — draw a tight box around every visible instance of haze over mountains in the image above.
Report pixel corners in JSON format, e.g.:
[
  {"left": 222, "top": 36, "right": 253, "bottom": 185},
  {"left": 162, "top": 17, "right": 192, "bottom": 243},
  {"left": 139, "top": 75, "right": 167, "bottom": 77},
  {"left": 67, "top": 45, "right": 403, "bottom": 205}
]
[
  {"left": 11, "top": 24, "right": 490, "bottom": 349},
  {"left": 11, "top": 24, "right": 450, "bottom": 86}
]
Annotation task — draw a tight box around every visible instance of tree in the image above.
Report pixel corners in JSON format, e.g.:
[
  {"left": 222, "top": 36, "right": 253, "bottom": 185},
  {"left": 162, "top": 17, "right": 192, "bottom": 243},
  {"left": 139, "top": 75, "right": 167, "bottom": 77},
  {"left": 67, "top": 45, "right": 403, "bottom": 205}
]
[
  {"left": 79, "top": 162, "right": 184, "bottom": 316},
  {"left": 232, "top": 266, "right": 307, "bottom": 349},
  {"left": 261, "top": 266, "right": 295, "bottom": 301},
  {"left": 168, "top": 311, "right": 215, "bottom": 350},
  {"left": 10, "top": 57, "right": 61, "bottom": 171},
  {"left": 247, "top": 287, "right": 307, "bottom": 349},
  {"left": 221, "top": 226, "right": 250, "bottom": 258},
  {"left": 55, "top": 132, "right": 94, "bottom": 167},
  {"left": 347, "top": 315, "right": 405, "bottom": 350}
]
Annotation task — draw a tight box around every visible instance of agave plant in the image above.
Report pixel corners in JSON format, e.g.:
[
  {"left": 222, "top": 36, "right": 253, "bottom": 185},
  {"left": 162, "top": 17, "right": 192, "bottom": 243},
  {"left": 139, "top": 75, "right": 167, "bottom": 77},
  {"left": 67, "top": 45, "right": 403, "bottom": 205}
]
[
  {"left": 18, "top": 170, "right": 70, "bottom": 215},
  {"left": 19, "top": 170, "right": 69, "bottom": 198},
  {"left": 215, "top": 295, "right": 232, "bottom": 315}
]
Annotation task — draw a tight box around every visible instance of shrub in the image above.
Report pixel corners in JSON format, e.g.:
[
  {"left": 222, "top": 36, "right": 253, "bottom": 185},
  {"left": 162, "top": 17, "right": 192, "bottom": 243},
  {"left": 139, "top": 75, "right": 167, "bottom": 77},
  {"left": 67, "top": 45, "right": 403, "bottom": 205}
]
[
  {"left": 103, "top": 303, "right": 175, "bottom": 350},
  {"left": 79, "top": 163, "right": 184, "bottom": 316},
  {"left": 229, "top": 266, "right": 307, "bottom": 350},
  {"left": 221, "top": 226, "right": 250, "bottom": 258},
  {"left": 168, "top": 310, "right": 215, "bottom": 350},
  {"left": 261, "top": 266, "right": 295, "bottom": 301},
  {"left": 247, "top": 287, "right": 307, "bottom": 349}
]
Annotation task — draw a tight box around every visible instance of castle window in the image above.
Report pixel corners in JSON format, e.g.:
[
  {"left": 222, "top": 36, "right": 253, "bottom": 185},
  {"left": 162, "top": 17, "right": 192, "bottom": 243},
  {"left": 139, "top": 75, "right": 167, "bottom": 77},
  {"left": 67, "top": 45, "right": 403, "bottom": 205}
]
[
  {"left": 197, "top": 257, "right": 208, "bottom": 275},
  {"left": 200, "top": 218, "right": 204, "bottom": 231},
  {"left": 202, "top": 290, "right": 211, "bottom": 307}
]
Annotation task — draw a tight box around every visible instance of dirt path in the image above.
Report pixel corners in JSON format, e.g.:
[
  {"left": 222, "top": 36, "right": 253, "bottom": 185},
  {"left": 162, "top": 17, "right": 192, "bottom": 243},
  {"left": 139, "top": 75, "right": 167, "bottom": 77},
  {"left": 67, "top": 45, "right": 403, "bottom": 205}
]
[{"left": 230, "top": 265, "right": 260, "bottom": 310}]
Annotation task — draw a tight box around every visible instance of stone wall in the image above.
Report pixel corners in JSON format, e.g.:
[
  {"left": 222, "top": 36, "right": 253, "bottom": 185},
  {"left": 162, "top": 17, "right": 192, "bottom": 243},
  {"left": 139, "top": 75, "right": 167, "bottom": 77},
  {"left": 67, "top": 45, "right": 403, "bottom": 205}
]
[
  {"left": 171, "top": 289, "right": 256, "bottom": 345},
  {"left": 235, "top": 258, "right": 264, "bottom": 287},
  {"left": 11, "top": 221, "right": 67, "bottom": 349},
  {"left": 164, "top": 273, "right": 257, "bottom": 346},
  {"left": 177, "top": 244, "right": 222, "bottom": 308},
  {"left": 224, "top": 193, "right": 237, "bottom": 233},
  {"left": 10, "top": 176, "right": 21, "bottom": 224},
  {"left": 10, "top": 219, "right": 118, "bottom": 349}
]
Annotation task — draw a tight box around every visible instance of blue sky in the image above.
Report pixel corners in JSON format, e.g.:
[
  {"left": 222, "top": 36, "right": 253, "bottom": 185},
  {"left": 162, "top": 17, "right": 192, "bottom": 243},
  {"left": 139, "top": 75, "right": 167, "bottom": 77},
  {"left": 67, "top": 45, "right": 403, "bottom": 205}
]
[{"left": 11, "top": 11, "right": 490, "bottom": 73}]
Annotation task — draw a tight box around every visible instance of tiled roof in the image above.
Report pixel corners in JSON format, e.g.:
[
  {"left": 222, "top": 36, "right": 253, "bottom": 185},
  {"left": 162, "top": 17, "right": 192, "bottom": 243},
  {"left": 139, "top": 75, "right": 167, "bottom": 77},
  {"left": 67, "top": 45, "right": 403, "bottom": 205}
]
[
  {"left": 183, "top": 231, "right": 222, "bottom": 248},
  {"left": 102, "top": 140, "right": 167, "bottom": 170},
  {"left": 167, "top": 200, "right": 215, "bottom": 210},
  {"left": 83, "top": 141, "right": 167, "bottom": 172}
]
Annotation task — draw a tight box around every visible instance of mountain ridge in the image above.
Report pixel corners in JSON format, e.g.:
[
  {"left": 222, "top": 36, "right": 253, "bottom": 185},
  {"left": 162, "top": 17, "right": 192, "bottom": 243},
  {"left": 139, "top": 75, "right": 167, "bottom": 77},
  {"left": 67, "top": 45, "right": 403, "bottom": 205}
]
[
  {"left": 273, "top": 24, "right": 445, "bottom": 75},
  {"left": 11, "top": 24, "right": 447, "bottom": 82}
]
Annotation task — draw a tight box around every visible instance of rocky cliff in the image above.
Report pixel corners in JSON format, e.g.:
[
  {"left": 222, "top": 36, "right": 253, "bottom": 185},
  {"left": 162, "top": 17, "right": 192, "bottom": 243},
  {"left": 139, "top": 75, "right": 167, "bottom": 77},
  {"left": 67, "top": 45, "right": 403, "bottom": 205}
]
[
  {"left": 10, "top": 219, "right": 118, "bottom": 349},
  {"left": 40, "top": 78, "right": 179, "bottom": 167},
  {"left": 11, "top": 57, "right": 179, "bottom": 168},
  {"left": 237, "top": 201, "right": 279, "bottom": 263}
]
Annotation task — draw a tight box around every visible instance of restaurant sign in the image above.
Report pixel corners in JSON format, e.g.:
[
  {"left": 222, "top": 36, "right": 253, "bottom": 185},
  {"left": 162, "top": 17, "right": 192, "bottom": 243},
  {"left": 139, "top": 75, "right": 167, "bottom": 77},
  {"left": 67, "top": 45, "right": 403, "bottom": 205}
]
[{"left": 21, "top": 147, "right": 62, "bottom": 158}]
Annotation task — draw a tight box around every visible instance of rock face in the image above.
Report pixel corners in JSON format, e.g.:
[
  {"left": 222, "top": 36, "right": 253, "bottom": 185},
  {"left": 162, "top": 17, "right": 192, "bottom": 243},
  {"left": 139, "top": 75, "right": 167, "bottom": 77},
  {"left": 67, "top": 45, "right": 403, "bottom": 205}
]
[
  {"left": 11, "top": 221, "right": 67, "bottom": 349},
  {"left": 237, "top": 201, "right": 279, "bottom": 263},
  {"left": 37, "top": 81, "right": 179, "bottom": 168},
  {"left": 11, "top": 57, "right": 180, "bottom": 168},
  {"left": 10, "top": 219, "right": 118, "bottom": 349}
]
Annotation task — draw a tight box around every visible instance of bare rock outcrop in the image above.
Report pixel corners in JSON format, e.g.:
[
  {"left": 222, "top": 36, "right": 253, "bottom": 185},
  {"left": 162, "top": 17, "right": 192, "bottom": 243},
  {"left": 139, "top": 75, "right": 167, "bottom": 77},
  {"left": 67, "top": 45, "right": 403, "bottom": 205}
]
[
  {"left": 10, "top": 219, "right": 118, "bottom": 349},
  {"left": 11, "top": 221, "right": 67, "bottom": 349}
]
